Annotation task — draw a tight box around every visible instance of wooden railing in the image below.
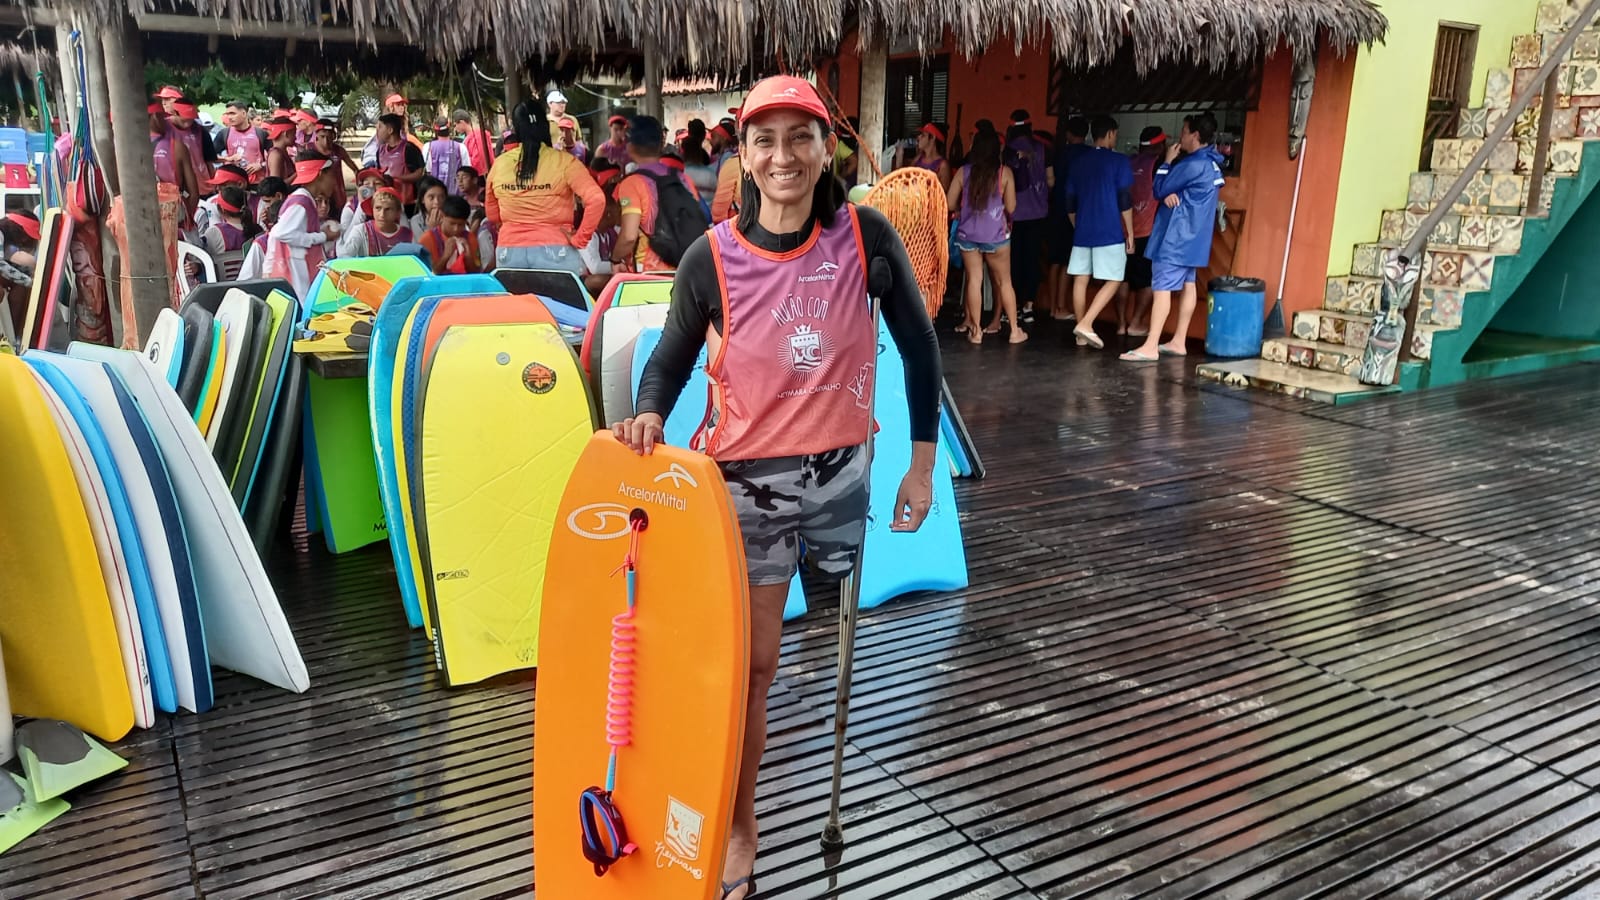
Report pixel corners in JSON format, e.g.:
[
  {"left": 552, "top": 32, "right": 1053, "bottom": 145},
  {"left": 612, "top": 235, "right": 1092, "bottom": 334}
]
[{"left": 1358, "top": 0, "right": 1600, "bottom": 385}]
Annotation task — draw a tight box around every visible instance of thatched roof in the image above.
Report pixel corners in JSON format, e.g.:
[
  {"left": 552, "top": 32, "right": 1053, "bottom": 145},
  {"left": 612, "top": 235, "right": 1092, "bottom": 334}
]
[
  {"left": 0, "top": 40, "right": 52, "bottom": 80},
  {"left": 36, "top": 0, "right": 1387, "bottom": 76}
]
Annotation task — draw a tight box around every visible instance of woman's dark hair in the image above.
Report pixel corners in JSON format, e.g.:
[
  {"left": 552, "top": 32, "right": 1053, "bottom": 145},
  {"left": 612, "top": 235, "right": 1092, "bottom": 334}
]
[
  {"left": 416, "top": 176, "right": 448, "bottom": 203},
  {"left": 965, "top": 130, "right": 1003, "bottom": 211},
  {"left": 218, "top": 184, "right": 262, "bottom": 240},
  {"left": 511, "top": 99, "right": 553, "bottom": 182},
  {"left": 735, "top": 116, "right": 846, "bottom": 235},
  {"left": 924, "top": 122, "right": 948, "bottom": 158}
]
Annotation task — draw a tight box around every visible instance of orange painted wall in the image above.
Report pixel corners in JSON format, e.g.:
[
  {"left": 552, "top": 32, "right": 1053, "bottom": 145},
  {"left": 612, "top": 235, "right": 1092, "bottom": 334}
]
[{"left": 1227, "top": 42, "right": 1357, "bottom": 331}]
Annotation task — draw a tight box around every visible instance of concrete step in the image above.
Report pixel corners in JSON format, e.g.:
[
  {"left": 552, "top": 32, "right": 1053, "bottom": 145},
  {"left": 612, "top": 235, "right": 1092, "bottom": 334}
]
[
  {"left": 1196, "top": 358, "right": 1400, "bottom": 405},
  {"left": 1293, "top": 308, "right": 1372, "bottom": 348},
  {"left": 1263, "top": 337, "right": 1365, "bottom": 378}
]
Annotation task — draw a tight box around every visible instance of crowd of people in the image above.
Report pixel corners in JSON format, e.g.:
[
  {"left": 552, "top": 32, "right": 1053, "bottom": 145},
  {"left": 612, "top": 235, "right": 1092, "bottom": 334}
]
[
  {"left": 893, "top": 107, "right": 1224, "bottom": 358},
  {"left": 143, "top": 84, "right": 751, "bottom": 302}
]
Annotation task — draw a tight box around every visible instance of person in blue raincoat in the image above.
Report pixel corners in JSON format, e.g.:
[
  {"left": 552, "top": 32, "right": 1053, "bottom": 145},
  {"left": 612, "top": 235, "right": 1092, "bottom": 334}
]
[{"left": 1121, "top": 111, "right": 1226, "bottom": 361}]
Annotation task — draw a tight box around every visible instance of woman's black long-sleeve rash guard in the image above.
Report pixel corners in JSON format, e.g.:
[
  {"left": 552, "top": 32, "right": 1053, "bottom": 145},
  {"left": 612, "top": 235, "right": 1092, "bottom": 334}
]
[{"left": 632, "top": 204, "right": 943, "bottom": 448}]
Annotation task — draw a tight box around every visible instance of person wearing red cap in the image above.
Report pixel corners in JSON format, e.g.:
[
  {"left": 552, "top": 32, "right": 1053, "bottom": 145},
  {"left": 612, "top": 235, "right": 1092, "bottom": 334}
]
[
  {"left": 337, "top": 186, "right": 413, "bottom": 258},
  {"left": 618, "top": 75, "right": 941, "bottom": 900},
  {"left": 168, "top": 100, "right": 218, "bottom": 198},
  {"left": 150, "top": 104, "right": 201, "bottom": 227},
  {"left": 266, "top": 155, "right": 341, "bottom": 299},
  {"left": 264, "top": 118, "right": 297, "bottom": 181},
  {"left": 201, "top": 183, "right": 260, "bottom": 268},
  {"left": 0, "top": 210, "right": 40, "bottom": 338},
  {"left": 155, "top": 85, "right": 183, "bottom": 117},
  {"left": 340, "top": 166, "right": 390, "bottom": 234},
  {"left": 451, "top": 109, "right": 495, "bottom": 174},
  {"left": 592, "top": 114, "right": 631, "bottom": 170},
  {"left": 312, "top": 119, "right": 359, "bottom": 213},
  {"left": 362, "top": 93, "right": 423, "bottom": 163},
  {"left": 553, "top": 115, "right": 587, "bottom": 163},
  {"left": 194, "top": 164, "right": 251, "bottom": 234},
  {"left": 911, "top": 121, "right": 952, "bottom": 190}
]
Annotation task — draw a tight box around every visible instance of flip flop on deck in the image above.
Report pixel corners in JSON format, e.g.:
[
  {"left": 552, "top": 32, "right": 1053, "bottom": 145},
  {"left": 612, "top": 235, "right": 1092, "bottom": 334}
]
[{"left": 1119, "top": 349, "right": 1159, "bottom": 362}]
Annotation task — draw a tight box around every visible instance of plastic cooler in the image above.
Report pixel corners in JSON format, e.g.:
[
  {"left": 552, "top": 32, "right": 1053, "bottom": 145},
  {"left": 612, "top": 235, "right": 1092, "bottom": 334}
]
[{"left": 1205, "top": 276, "right": 1267, "bottom": 358}]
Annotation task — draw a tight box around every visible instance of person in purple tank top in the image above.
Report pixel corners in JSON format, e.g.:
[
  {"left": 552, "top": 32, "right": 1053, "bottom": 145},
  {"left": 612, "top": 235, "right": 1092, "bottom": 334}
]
[
  {"left": 911, "top": 122, "right": 952, "bottom": 191},
  {"left": 617, "top": 75, "right": 943, "bottom": 900},
  {"left": 947, "top": 129, "right": 1025, "bottom": 344}
]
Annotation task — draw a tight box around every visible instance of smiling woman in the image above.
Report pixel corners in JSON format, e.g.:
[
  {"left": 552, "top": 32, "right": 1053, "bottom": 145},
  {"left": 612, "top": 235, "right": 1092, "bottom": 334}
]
[{"left": 617, "top": 75, "right": 946, "bottom": 900}]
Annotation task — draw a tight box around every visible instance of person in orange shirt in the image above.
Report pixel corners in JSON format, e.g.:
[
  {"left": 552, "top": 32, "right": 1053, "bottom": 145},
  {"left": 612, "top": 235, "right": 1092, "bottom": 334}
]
[
  {"left": 484, "top": 99, "right": 605, "bottom": 274},
  {"left": 418, "top": 195, "right": 482, "bottom": 273},
  {"left": 612, "top": 116, "right": 704, "bottom": 272}
]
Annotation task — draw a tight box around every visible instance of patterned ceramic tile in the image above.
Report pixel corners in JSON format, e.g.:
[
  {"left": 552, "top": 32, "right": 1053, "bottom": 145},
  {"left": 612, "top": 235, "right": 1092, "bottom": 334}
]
[
  {"left": 1412, "top": 328, "right": 1435, "bottom": 361},
  {"left": 1352, "top": 244, "right": 1383, "bottom": 278},
  {"left": 1407, "top": 172, "right": 1435, "bottom": 213},
  {"left": 1324, "top": 278, "right": 1347, "bottom": 311},
  {"left": 1486, "top": 68, "right": 1514, "bottom": 109},
  {"left": 1550, "top": 140, "right": 1583, "bottom": 172},
  {"left": 1448, "top": 172, "right": 1485, "bottom": 213},
  {"left": 1318, "top": 314, "right": 1347, "bottom": 344},
  {"left": 1344, "top": 319, "right": 1372, "bottom": 350},
  {"left": 1490, "top": 174, "right": 1528, "bottom": 214},
  {"left": 1487, "top": 215, "right": 1525, "bottom": 254},
  {"left": 1488, "top": 139, "right": 1520, "bottom": 172},
  {"left": 1422, "top": 288, "right": 1465, "bottom": 328},
  {"left": 1576, "top": 31, "right": 1600, "bottom": 61},
  {"left": 1461, "top": 252, "right": 1495, "bottom": 291},
  {"left": 1425, "top": 250, "right": 1463, "bottom": 287},
  {"left": 1515, "top": 107, "right": 1542, "bottom": 141},
  {"left": 1288, "top": 343, "right": 1316, "bottom": 368},
  {"left": 1580, "top": 105, "right": 1600, "bottom": 137},
  {"left": 1486, "top": 106, "right": 1509, "bottom": 134},
  {"left": 1431, "top": 214, "right": 1463, "bottom": 246},
  {"left": 1312, "top": 347, "right": 1348, "bottom": 373},
  {"left": 1348, "top": 278, "right": 1381, "bottom": 314},
  {"left": 1432, "top": 138, "right": 1462, "bottom": 172},
  {"left": 1380, "top": 209, "right": 1408, "bottom": 243},
  {"left": 1458, "top": 107, "right": 1489, "bottom": 139},
  {"left": 1552, "top": 105, "right": 1580, "bottom": 138},
  {"left": 1572, "top": 61, "right": 1600, "bottom": 97},
  {"left": 1517, "top": 139, "right": 1539, "bottom": 174},
  {"left": 1538, "top": 2, "right": 1578, "bottom": 33},
  {"left": 1458, "top": 215, "right": 1491, "bottom": 250},
  {"left": 1292, "top": 311, "right": 1320, "bottom": 341},
  {"left": 1403, "top": 210, "right": 1427, "bottom": 243},
  {"left": 1537, "top": 173, "right": 1560, "bottom": 213},
  {"left": 1516, "top": 67, "right": 1544, "bottom": 99},
  {"left": 1512, "top": 34, "right": 1545, "bottom": 68},
  {"left": 1263, "top": 339, "right": 1289, "bottom": 364},
  {"left": 1559, "top": 64, "right": 1575, "bottom": 105},
  {"left": 1459, "top": 138, "right": 1486, "bottom": 166}
]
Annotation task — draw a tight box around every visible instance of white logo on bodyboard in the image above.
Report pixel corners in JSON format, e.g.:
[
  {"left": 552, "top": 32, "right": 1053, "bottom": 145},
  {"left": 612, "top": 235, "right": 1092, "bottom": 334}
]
[
  {"left": 653, "top": 796, "right": 707, "bottom": 878},
  {"left": 565, "top": 502, "right": 632, "bottom": 540},
  {"left": 654, "top": 462, "right": 699, "bottom": 489}
]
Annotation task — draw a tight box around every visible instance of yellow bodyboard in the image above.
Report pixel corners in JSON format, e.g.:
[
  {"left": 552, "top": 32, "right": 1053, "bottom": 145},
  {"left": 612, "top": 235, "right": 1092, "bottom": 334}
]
[
  {"left": 0, "top": 354, "right": 133, "bottom": 740},
  {"left": 415, "top": 323, "right": 592, "bottom": 684}
]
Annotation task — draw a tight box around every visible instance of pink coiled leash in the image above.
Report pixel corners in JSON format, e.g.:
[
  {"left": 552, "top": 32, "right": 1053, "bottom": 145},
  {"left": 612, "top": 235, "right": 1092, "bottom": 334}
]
[{"left": 579, "top": 509, "right": 647, "bottom": 877}]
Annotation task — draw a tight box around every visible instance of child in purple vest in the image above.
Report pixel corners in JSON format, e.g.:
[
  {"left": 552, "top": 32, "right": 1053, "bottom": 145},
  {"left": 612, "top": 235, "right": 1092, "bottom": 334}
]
[{"left": 424, "top": 119, "right": 466, "bottom": 195}]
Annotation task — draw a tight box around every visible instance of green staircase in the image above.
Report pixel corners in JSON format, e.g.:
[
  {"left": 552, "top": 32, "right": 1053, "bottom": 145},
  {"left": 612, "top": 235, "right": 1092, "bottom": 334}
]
[{"left": 1200, "top": 1, "right": 1600, "bottom": 402}]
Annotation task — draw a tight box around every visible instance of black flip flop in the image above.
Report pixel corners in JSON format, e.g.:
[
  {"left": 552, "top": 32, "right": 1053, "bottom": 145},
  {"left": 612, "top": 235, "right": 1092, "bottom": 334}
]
[{"left": 720, "top": 874, "right": 757, "bottom": 899}]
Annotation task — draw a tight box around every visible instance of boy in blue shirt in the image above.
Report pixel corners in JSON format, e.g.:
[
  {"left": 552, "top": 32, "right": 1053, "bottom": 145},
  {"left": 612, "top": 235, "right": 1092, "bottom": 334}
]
[
  {"left": 1063, "top": 114, "right": 1134, "bottom": 348},
  {"left": 1122, "top": 111, "right": 1225, "bottom": 361}
]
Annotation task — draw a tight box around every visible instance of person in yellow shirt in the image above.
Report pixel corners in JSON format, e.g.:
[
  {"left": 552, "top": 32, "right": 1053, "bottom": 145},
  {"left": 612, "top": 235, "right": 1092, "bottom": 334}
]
[{"left": 484, "top": 100, "right": 606, "bottom": 274}]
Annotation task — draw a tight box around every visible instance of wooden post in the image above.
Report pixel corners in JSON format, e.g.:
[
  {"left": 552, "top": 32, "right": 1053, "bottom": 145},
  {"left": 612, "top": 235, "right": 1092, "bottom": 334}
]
[
  {"left": 856, "top": 39, "right": 888, "bottom": 186},
  {"left": 505, "top": 67, "right": 524, "bottom": 114},
  {"left": 102, "top": 11, "right": 169, "bottom": 344},
  {"left": 81, "top": 24, "right": 117, "bottom": 193},
  {"left": 642, "top": 33, "right": 664, "bottom": 120},
  {"left": 1527, "top": 69, "right": 1560, "bottom": 214}
]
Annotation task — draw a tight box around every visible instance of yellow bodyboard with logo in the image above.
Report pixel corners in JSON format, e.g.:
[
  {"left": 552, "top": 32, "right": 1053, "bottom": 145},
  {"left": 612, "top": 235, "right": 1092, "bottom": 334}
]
[
  {"left": 535, "top": 432, "right": 749, "bottom": 898},
  {"left": 415, "top": 322, "right": 593, "bottom": 684}
]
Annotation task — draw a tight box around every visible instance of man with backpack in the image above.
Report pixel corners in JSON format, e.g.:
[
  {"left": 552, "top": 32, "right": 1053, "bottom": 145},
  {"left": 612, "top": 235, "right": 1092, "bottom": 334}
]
[
  {"left": 612, "top": 115, "right": 709, "bottom": 272},
  {"left": 1004, "top": 109, "right": 1051, "bottom": 324}
]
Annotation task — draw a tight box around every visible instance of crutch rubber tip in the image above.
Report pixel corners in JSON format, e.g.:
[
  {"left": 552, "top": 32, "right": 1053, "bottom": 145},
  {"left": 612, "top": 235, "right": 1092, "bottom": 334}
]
[{"left": 820, "top": 823, "right": 846, "bottom": 849}]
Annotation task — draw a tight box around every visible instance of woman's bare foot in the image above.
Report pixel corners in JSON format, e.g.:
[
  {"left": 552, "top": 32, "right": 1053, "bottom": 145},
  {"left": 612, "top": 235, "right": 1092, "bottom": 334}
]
[
  {"left": 1009, "top": 327, "right": 1029, "bottom": 344},
  {"left": 984, "top": 321, "right": 1002, "bottom": 335},
  {"left": 1158, "top": 342, "right": 1187, "bottom": 357},
  {"left": 721, "top": 834, "right": 758, "bottom": 900}
]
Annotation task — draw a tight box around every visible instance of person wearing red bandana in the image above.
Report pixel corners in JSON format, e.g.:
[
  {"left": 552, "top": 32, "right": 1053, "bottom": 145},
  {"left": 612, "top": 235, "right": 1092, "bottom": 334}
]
[
  {"left": 266, "top": 155, "right": 341, "bottom": 300},
  {"left": 265, "top": 119, "right": 296, "bottom": 181},
  {"left": 337, "top": 186, "right": 412, "bottom": 258},
  {"left": 168, "top": 100, "right": 217, "bottom": 196},
  {"left": 0, "top": 210, "right": 40, "bottom": 339}
]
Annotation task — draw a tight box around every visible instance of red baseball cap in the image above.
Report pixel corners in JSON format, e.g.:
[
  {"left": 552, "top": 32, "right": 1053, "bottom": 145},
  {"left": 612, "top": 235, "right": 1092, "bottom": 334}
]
[
  {"left": 384, "top": 93, "right": 407, "bottom": 106},
  {"left": 173, "top": 102, "right": 199, "bottom": 120},
  {"left": 608, "top": 114, "right": 628, "bottom": 126},
  {"left": 290, "top": 109, "right": 317, "bottom": 123},
  {"left": 355, "top": 166, "right": 385, "bottom": 182},
  {"left": 739, "top": 76, "right": 829, "bottom": 124},
  {"left": 208, "top": 166, "right": 249, "bottom": 186},
  {"left": 146, "top": 102, "right": 165, "bottom": 115},
  {"left": 374, "top": 186, "right": 401, "bottom": 201},
  {"left": 919, "top": 122, "right": 946, "bottom": 142},
  {"left": 5, "top": 212, "right": 39, "bottom": 241},
  {"left": 155, "top": 85, "right": 184, "bottom": 100},
  {"left": 267, "top": 121, "right": 295, "bottom": 140},
  {"left": 559, "top": 116, "right": 578, "bottom": 130},
  {"left": 291, "top": 157, "right": 332, "bottom": 186}
]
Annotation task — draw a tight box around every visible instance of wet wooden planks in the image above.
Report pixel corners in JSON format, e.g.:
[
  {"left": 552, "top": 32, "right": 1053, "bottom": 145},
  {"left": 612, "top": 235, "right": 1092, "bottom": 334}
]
[{"left": 7, "top": 332, "right": 1600, "bottom": 896}]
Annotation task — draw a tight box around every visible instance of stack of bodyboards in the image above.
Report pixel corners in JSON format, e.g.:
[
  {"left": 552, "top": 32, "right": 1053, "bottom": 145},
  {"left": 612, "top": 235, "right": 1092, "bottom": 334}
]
[{"left": 367, "top": 274, "right": 599, "bottom": 686}]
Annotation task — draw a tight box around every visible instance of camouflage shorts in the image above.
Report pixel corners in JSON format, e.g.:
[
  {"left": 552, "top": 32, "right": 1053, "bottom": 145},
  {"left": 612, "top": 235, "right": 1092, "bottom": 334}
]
[{"left": 718, "top": 444, "right": 870, "bottom": 586}]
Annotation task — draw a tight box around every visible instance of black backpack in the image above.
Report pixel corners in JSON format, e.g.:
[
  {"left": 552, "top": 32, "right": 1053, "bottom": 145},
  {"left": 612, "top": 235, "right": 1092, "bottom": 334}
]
[{"left": 641, "top": 170, "right": 710, "bottom": 267}]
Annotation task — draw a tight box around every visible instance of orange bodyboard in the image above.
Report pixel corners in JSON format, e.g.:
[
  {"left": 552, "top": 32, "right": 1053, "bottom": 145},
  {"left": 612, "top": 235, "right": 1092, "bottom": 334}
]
[
  {"left": 535, "top": 433, "right": 749, "bottom": 897},
  {"left": 421, "top": 294, "right": 557, "bottom": 368}
]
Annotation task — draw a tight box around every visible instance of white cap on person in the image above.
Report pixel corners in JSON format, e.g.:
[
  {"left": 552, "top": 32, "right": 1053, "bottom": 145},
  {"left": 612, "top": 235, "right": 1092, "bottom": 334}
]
[{"left": 547, "top": 89, "right": 568, "bottom": 104}]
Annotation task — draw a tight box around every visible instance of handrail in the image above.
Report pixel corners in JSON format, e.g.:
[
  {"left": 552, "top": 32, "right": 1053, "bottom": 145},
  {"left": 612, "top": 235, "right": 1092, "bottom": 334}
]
[{"left": 1358, "top": 0, "right": 1600, "bottom": 385}]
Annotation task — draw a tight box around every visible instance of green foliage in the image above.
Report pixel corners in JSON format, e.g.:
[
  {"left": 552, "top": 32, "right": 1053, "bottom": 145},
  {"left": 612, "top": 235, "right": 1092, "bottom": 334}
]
[{"left": 143, "top": 60, "right": 308, "bottom": 109}]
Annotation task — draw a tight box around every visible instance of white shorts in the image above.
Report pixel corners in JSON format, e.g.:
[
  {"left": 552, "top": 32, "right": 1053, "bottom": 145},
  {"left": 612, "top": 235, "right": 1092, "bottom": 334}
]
[{"left": 1068, "top": 244, "right": 1128, "bottom": 282}]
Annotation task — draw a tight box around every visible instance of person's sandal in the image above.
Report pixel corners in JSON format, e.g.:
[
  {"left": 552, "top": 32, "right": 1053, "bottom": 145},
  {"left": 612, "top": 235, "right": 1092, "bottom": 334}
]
[{"left": 721, "top": 875, "right": 757, "bottom": 899}]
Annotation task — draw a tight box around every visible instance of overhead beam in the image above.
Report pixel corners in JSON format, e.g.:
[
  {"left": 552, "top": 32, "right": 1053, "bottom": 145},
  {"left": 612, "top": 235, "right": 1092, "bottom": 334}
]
[{"left": 132, "top": 12, "right": 413, "bottom": 44}]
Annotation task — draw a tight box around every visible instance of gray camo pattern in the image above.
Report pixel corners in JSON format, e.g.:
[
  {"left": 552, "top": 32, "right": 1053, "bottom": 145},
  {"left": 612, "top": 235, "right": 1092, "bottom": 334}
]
[{"left": 718, "top": 444, "right": 870, "bottom": 585}]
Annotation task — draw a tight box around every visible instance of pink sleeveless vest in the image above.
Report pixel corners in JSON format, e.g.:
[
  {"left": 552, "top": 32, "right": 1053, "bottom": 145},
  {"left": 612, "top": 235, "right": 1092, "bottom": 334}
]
[
  {"left": 215, "top": 221, "right": 246, "bottom": 251},
  {"left": 226, "top": 127, "right": 264, "bottom": 177},
  {"left": 699, "top": 206, "right": 875, "bottom": 461},
  {"left": 170, "top": 123, "right": 212, "bottom": 189},
  {"left": 267, "top": 191, "right": 326, "bottom": 279},
  {"left": 378, "top": 141, "right": 413, "bottom": 204},
  {"left": 151, "top": 132, "right": 176, "bottom": 184},
  {"left": 364, "top": 221, "right": 412, "bottom": 256}
]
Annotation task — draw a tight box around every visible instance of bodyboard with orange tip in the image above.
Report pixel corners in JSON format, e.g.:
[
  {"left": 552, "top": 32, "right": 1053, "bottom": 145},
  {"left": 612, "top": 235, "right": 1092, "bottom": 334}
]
[
  {"left": 394, "top": 293, "right": 566, "bottom": 636},
  {"left": 414, "top": 321, "right": 593, "bottom": 684},
  {"left": 0, "top": 354, "right": 133, "bottom": 741},
  {"left": 534, "top": 433, "right": 749, "bottom": 898}
]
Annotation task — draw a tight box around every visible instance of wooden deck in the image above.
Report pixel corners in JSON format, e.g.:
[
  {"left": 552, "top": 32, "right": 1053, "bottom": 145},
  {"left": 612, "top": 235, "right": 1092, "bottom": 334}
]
[{"left": 9, "top": 324, "right": 1600, "bottom": 898}]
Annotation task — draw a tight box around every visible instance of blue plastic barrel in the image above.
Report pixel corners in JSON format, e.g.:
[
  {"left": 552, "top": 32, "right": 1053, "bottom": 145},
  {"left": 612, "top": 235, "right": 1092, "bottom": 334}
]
[{"left": 1205, "top": 277, "right": 1267, "bottom": 357}]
